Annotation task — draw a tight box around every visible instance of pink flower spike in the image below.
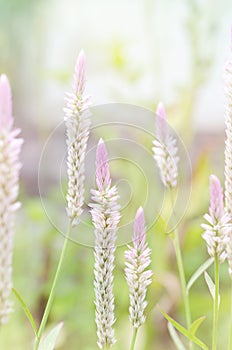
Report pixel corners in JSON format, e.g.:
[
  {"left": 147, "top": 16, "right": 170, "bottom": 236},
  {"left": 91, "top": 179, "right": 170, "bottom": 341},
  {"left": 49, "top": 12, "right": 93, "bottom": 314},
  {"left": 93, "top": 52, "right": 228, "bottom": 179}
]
[
  {"left": 0, "top": 74, "right": 13, "bottom": 129},
  {"left": 90, "top": 141, "right": 120, "bottom": 348},
  {"left": 156, "top": 101, "right": 167, "bottom": 142},
  {"left": 0, "top": 74, "right": 23, "bottom": 324},
  {"left": 133, "top": 206, "right": 146, "bottom": 248},
  {"left": 125, "top": 207, "right": 152, "bottom": 329},
  {"left": 73, "top": 49, "right": 86, "bottom": 96},
  {"left": 65, "top": 50, "right": 91, "bottom": 226},
  {"left": 209, "top": 175, "right": 224, "bottom": 223},
  {"left": 96, "top": 139, "right": 111, "bottom": 192},
  {"left": 153, "top": 102, "right": 179, "bottom": 188},
  {"left": 201, "top": 174, "right": 230, "bottom": 263}
]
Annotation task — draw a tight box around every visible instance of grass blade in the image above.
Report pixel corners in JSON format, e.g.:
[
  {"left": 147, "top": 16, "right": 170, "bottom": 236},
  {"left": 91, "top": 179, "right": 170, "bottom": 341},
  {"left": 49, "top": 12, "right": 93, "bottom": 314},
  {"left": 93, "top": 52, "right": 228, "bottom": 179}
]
[
  {"left": 187, "top": 258, "right": 214, "bottom": 292},
  {"left": 39, "top": 322, "right": 63, "bottom": 350},
  {"left": 204, "top": 272, "right": 220, "bottom": 306},
  {"left": 12, "top": 287, "right": 38, "bottom": 336},
  {"left": 159, "top": 307, "right": 209, "bottom": 350},
  {"left": 190, "top": 316, "right": 206, "bottom": 335},
  {"left": 168, "top": 322, "right": 187, "bottom": 350}
]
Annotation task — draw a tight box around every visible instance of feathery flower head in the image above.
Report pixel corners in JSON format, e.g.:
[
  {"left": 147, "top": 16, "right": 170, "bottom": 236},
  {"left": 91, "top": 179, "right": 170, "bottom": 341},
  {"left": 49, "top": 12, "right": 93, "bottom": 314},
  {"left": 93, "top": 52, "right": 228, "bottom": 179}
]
[
  {"left": 90, "top": 139, "right": 120, "bottom": 349},
  {"left": 209, "top": 175, "right": 224, "bottom": 223},
  {"left": 64, "top": 50, "right": 91, "bottom": 227},
  {"left": 0, "top": 74, "right": 23, "bottom": 324},
  {"left": 224, "top": 32, "right": 232, "bottom": 215},
  {"left": 96, "top": 138, "right": 111, "bottom": 192},
  {"left": 72, "top": 49, "right": 86, "bottom": 96},
  {"left": 201, "top": 175, "right": 230, "bottom": 263},
  {"left": 0, "top": 74, "right": 13, "bottom": 129},
  {"left": 156, "top": 102, "right": 168, "bottom": 142},
  {"left": 125, "top": 207, "right": 152, "bottom": 329},
  {"left": 133, "top": 206, "right": 146, "bottom": 248},
  {"left": 152, "top": 102, "right": 179, "bottom": 188},
  {"left": 224, "top": 30, "right": 232, "bottom": 277}
]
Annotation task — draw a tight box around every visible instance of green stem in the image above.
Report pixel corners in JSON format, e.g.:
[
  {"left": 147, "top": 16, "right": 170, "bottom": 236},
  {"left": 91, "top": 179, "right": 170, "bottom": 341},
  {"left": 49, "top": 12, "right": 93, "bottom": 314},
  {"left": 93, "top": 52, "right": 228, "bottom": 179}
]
[
  {"left": 229, "top": 281, "right": 232, "bottom": 350},
  {"left": 34, "top": 223, "right": 71, "bottom": 350},
  {"left": 130, "top": 328, "right": 138, "bottom": 350},
  {"left": 212, "top": 255, "right": 219, "bottom": 350},
  {"left": 173, "top": 229, "right": 191, "bottom": 329},
  {"left": 169, "top": 188, "right": 191, "bottom": 330}
]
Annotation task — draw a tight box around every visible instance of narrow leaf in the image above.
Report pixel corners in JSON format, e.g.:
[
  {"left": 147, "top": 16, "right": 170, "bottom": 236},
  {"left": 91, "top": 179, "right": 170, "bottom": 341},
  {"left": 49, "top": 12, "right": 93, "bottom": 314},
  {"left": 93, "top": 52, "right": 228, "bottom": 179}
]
[
  {"left": 168, "top": 322, "right": 187, "bottom": 350},
  {"left": 39, "top": 322, "right": 63, "bottom": 350},
  {"left": 187, "top": 258, "right": 214, "bottom": 292},
  {"left": 190, "top": 316, "right": 206, "bottom": 335},
  {"left": 204, "top": 272, "right": 220, "bottom": 305},
  {"left": 159, "top": 308, "right": 209, "bottom": 350},
  {"left": 12, "top": 288, "right": 38, "bottom": 336}
]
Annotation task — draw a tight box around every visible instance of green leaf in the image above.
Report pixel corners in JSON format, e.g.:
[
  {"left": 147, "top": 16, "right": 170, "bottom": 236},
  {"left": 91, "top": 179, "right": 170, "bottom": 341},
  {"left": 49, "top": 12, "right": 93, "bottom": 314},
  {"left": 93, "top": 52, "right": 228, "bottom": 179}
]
[
  {"left": 159, "top": 307, "right": 209, "bottom": 350},
  {"left": 204, "top": 272, "right": 220, "bottom": 305},
  {"left": 39, "top": 323, "right": 63, "bottom": 350},
  {"left": 168, "top": 322, "right": 187, "bottom": 350},
  {"left": 12, "top": 288, "right": 38, "bottom": 336},
  {"left": 190, "top": 316, "right": 206, "bottom": 335},
  {"left": 187, "top": 258, "right": 214, "bottom": 292}
]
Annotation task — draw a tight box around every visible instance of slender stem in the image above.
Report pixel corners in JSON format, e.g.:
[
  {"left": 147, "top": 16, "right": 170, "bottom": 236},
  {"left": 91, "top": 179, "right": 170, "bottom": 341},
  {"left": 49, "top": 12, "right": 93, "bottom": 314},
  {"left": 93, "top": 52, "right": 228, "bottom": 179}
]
[
  {"left": 229, "top": 281, "right": 232, "bottom": 350},
  {"left": 169, "top": 189, "right": 191, "bottom": 330},
  {"left": 130, "top": 328, "right": 138, "bottom": 350},
  {"left": 212, "top": 255, "right": 219, "bottom": 350},
  {"left": 34, "top": 223, "right": 71, "bottom": 350},
  {"left": 173, "top": 229, "right": 191, "bottom": 329}
]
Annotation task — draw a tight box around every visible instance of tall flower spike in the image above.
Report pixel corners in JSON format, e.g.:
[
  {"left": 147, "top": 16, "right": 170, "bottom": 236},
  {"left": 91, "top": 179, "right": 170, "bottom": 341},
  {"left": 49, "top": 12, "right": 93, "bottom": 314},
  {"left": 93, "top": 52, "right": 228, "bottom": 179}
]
[
  {"left": 89, "top": 139, "right": 120, "bottom": 349},
  {"left": 64, "top": 50, "right": 91, "bottom": 227},
  {"left": 225, "top": 33, "right": 232, "bottom": 214},
  {"left": 152, "top": 102, "right": 179, "bottom": 188},
  {"left": 224, "top": 30, "right": 232, "bottom": 277},
  {"left": 125, "top": 207, "right": 152, "bottom": 329},
  {"left": 201, "top": 175, "right": 230, "bottom": 263},
  {"left": 0, "top": 74, "right": 23, "bottom": 324}
]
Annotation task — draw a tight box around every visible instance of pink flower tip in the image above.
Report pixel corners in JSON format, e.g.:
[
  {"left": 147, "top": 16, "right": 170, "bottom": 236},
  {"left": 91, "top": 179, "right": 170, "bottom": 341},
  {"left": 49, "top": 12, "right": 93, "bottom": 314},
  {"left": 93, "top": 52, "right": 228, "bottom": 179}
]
[
  {"left": 73, "top": 49, "right": 87, "bottom": 96},
  {"left": 0, "top": 74, "right": 13, "bottom": 128},
  {"left": 156, "top": 102, "right": 166, "bottom": 120},
  {"left": 133, "top": 206, "right": 146, "bottom": 247},
  {"left": 156, "top": 101, "right": 168, "bottom": 142},
  {"left": 209, "top": 174, "right": 224, "bottom": 222},
  {"left": 96, "top": 138, "right": 111, "bottom": 191}
]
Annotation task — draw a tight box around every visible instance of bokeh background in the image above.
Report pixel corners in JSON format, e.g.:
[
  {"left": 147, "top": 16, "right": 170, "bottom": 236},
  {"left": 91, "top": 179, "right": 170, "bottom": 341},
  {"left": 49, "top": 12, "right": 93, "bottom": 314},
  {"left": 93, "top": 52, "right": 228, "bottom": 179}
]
[{"left": 0, "top": 0, "right": 232, "bottom": 349}]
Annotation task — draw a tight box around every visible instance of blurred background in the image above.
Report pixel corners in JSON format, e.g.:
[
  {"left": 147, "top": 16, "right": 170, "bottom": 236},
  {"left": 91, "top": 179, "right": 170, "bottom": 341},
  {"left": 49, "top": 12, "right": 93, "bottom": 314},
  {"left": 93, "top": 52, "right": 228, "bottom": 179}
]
[{"left": 0, "top": 0, "right": 232, "bottom": 349}]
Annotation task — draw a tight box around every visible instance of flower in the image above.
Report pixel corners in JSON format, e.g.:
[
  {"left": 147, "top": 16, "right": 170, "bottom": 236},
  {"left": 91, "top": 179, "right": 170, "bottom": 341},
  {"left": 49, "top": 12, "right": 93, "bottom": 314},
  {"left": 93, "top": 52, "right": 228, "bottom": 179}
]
[
  {"left": 152, "top": 102, "right": 179, "bottom": 188},
  {"left": 89, "top": 139, "right": 120, "bottom": 349},
  {"left": 201, "top": 175, "right": 230, "bottom": 263},
  {"left": 64, "top": 50, "right": 91, "bottom": 227},
  {"left": 125, "top": 207, "right": 152, "bottom": 329},
  {"left": 224, "top": 32, "right": 232, "bottom": 276},
  {"left": 0, "top": 74, "right": 23, "bottom": 324},
  {"left": 225, "top": 30, "right": 232, "bottom": 215}
]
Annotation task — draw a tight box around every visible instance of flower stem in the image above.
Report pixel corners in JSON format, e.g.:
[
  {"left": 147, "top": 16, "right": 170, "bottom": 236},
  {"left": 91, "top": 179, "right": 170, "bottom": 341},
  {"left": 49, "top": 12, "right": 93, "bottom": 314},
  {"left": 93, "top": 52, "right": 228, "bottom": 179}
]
[
  {"left": 34, "top": 223, "right": 71, "bottom": 350},
  {"left": 229, "top": 281, "right": 232, "bottom": 350},
  {"left": 169, "top": 189, "right": 191, "bottom": 331},
  {"left": 212, "top": 255, "right": 219, "bottom": 350},
  {"left": 173, "top": 228, "right": 191, "bottom": 329},
  {"left": 130, "top": 328, "right": 138, "bottom": 350}
]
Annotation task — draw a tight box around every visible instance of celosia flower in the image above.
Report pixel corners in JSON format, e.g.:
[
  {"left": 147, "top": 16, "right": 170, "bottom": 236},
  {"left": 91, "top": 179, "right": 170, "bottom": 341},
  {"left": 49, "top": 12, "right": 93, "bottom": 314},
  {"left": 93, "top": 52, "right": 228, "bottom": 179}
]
[
  {"left": 89, "top": 139, "right": 120, "bottom": 349},
  {"left": 152, "top": 102, "right": 179, "bottom": 188},
  {"left": 224, "top": 32, "right": 232, "bottom": 277},
  {"left": 225, "top": 31, "right": 232, "bottom": 215},
  {"left": 201, "top": 175, "right": 230, "bottom": 263},
  {"left": 125, "top": 207, "right": 152, "bottom": 329},
  {"left": 0, "top": 74, "right": 23, "bottom": 324},
  {"left": 64, "top": 50, "right": 91, "bottom": 227}
]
